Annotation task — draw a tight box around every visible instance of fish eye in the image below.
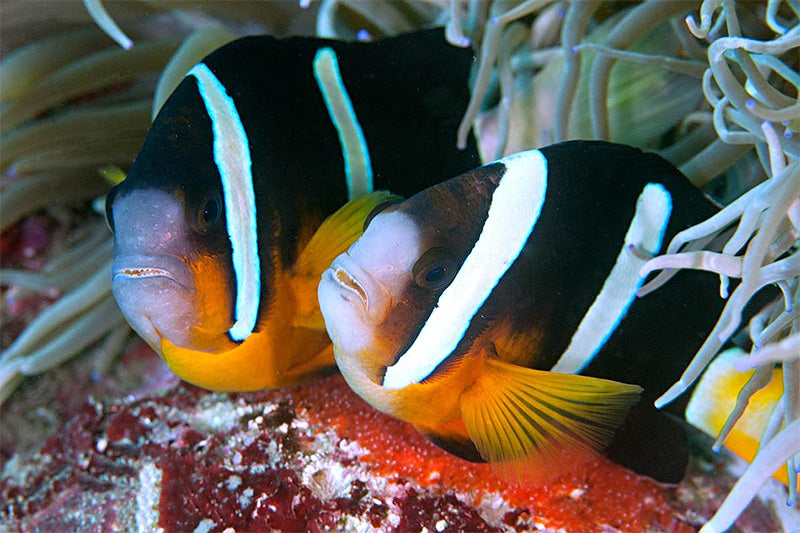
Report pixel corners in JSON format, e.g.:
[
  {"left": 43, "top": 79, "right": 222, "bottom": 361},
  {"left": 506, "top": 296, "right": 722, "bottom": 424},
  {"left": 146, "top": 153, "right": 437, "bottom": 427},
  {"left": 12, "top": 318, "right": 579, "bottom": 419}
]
[
  {"left": 363, "top": 197, "right": 402, "bottom": 231},
  {"left": 194, "top": 190, "right": 222, "bottom": 233},
  {"left": 412, "top": 247, "right": 457, "bottom": 291}
]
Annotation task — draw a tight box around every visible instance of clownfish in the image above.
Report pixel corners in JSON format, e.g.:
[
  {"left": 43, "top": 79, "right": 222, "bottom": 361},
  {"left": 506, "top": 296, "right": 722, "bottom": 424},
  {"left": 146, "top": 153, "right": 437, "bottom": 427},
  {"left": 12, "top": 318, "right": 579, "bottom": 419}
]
[
  {"left": 106, "top": 29, "right": 480, "bottom": 391},
  {"left": 318, "top": 141, "right": 725, "bottom": 483},
  {"left": 687, "top": 348, "right": 790, "bottom": 485}
]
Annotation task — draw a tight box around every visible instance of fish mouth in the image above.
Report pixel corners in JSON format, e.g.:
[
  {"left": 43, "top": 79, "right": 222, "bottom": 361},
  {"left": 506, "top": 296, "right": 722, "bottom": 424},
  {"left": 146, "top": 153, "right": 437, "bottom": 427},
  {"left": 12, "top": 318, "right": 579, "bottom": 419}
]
[
  {"left": 326, "top": 253, "right": 391, "bottom": 324},
  {"left": 332, "top": 265, "right": 368, "bottom": 303},
  {"left": 112, "top": 254, "right": 194, "bottom": 293},
  {"left": 118, "top": 267, "right": 171, "bottom": 278}
]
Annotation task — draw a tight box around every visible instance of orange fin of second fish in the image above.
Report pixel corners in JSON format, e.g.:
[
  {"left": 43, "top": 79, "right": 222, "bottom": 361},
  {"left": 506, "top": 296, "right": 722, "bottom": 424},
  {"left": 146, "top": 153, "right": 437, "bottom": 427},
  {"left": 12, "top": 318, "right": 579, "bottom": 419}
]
[{"left": 460, "top": 358, "right": 642, "bottom": 484}]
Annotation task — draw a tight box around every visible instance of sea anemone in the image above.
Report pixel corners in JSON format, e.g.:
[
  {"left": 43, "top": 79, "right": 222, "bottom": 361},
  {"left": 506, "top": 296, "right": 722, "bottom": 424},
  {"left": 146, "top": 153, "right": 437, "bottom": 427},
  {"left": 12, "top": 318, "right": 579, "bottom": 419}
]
[
  {"left": 0, "top": 2, "right": 176, "bottom": 405},
  {"left": 631, "top": 2, "right": 799, "bottom": 529},
  {"left": 1, "top": 0, "right": 798, "bottom": 530},
  {"left": 0, "top": 0, "right": 315, "bottom": 404}
]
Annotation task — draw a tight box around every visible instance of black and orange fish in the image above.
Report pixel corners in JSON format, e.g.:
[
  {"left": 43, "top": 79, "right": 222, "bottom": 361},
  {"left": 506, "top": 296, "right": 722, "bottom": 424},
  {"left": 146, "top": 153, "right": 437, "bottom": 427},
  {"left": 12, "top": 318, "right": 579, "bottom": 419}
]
[
  {"left": 318, "top": 141, "right": 725, "bottom": 483},
  {"left": 106, "top": 29, "right": 480, "bottom": 391}
]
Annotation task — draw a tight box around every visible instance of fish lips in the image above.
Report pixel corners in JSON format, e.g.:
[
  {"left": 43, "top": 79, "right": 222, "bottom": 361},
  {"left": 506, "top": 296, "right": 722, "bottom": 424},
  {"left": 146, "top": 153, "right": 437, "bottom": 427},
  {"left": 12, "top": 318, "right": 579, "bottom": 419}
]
[
  {"left": 111, "top": 254, "right": 194, "bottom": 293},
  {"left": 324, "top": 253, "right": 391, "bottom": 325}
]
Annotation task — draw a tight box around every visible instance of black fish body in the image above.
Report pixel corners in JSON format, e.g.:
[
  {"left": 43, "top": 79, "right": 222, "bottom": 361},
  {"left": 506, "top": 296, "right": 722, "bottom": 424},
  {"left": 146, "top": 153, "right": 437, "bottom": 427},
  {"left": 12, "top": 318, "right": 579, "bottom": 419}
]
[
  {"left": 107, "top": 29, "right": 480, "bottom": 391},
  {"left": 319, "top": 140, "right": 724, "bottom": 483},
  {"left": 487, "top": 142, "right": 721, "bottom": 400}
]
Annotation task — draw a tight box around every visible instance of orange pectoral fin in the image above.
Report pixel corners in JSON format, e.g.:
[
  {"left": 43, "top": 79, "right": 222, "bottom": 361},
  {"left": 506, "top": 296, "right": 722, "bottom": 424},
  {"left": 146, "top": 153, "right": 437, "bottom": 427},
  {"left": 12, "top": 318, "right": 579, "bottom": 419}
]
[
  {"left": 459, "top": 358, "right": 642, "bottom": 484},
  {"left": 289, "top": 274, "right": 328, "bottom": 331},
  {"left": 281, "top": 332, "right": 336, "bottom": 385},
  {"left": 161, "top": 321, "right": 337, "bottom": 391},
  {"left": 161, "top": 334, "right": 280, "bottom": 391}
]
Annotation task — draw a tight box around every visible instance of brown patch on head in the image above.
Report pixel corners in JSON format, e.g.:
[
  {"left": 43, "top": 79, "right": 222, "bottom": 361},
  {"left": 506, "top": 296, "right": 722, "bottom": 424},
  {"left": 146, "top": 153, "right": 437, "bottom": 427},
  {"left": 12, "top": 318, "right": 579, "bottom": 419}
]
[
  {"left": 367, "top": 163, "right": 507, "bottom": 368},
  {"left": 395, "top": 163, "right": 504, "bottom": 260}
]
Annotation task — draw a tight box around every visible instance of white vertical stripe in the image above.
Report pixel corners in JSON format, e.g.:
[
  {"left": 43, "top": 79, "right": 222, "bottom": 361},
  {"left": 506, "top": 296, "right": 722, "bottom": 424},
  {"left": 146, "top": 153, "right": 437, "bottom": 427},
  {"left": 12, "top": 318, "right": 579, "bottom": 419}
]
[
  {"left": 189, "top": 63, "right": 260, "bottom": 341},
  {"left": 551, "top": 183, "right": 672, "bottom": 374},
  {"left": 382, "top": 150, "right": 548, "bottom": 389},
  {"left": 313, "top": 47, "right": 373, "bottom": 200}
]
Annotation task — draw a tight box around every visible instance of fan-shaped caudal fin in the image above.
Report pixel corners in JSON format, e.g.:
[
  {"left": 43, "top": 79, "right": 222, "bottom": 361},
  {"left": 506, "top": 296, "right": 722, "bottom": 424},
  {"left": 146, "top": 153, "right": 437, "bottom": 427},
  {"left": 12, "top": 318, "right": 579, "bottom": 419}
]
[{"left": 460, "top": 358, "right": 642, "bottom": 484}]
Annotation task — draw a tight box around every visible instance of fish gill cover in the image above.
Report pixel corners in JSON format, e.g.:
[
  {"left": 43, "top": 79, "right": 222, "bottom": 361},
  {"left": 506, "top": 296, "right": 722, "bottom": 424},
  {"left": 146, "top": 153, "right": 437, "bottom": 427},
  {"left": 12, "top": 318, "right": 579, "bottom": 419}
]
[{"left": 0, "top": 1, "right": 798, "bottom": 531}]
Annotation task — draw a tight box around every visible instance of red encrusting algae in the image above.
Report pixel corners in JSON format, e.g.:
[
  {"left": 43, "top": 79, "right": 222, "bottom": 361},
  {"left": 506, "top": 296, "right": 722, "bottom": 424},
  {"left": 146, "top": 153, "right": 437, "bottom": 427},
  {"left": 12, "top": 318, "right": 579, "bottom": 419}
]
[
  {"left": 0, "top": 340, "right": 782, "bottom": 532},
  {"left": 282, "top": 374, "right": 692, "bottom": 532}
]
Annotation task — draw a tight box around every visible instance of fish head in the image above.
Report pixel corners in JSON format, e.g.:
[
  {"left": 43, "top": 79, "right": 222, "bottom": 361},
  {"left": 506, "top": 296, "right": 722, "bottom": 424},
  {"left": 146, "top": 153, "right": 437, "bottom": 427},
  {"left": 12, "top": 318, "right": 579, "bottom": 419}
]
[
  {"left": 319, "top": 164, "right": 501, "bottom": 385},
  {"left": 106, "top": 78, "right": 244, "bottom": 355}
]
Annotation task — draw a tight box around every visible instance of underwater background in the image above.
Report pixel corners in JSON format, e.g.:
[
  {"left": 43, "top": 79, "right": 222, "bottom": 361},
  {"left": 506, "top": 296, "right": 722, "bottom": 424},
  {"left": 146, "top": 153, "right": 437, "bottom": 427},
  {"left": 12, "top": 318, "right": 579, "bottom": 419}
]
[{"left": 1, "top": 1, "right": 798, "bottom": 531}]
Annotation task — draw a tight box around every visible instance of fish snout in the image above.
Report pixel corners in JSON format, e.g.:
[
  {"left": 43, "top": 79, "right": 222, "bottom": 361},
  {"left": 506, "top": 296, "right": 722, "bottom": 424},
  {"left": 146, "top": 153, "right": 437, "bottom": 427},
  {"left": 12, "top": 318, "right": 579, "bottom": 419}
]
[
  {"left": 111, "top": 254, "right": 198, "bottom": 351},
  {"left": 327, "top": 253, "right": 392, "bottom": 325}
]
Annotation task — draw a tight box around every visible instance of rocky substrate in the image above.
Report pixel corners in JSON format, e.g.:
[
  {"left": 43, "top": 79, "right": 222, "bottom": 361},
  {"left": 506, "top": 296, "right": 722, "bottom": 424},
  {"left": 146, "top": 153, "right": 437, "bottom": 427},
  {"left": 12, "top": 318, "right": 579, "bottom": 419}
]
[{"left": 0, "top": 339, "right": 786, "bottom": 533}]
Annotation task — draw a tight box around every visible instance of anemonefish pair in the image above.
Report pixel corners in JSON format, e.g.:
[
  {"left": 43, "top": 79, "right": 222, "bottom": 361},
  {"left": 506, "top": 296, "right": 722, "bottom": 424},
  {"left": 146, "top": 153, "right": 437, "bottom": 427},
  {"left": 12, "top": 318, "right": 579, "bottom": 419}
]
[
  {"left": 318, "top": 141, "right": 728, "bottom": 483},
  {"left": 105, "top": 26, "right": 760, "bottom": 485},
  {"left": 106, "top": 30, "right": 480, "bottom": 391}
]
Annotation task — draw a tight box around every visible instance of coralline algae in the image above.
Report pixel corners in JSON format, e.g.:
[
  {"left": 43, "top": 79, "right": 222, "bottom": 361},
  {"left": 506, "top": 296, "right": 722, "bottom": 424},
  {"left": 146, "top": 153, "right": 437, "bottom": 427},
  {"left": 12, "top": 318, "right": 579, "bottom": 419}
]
[{"left": 0, "top": 340, "right": 781, "bottom": 532}]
